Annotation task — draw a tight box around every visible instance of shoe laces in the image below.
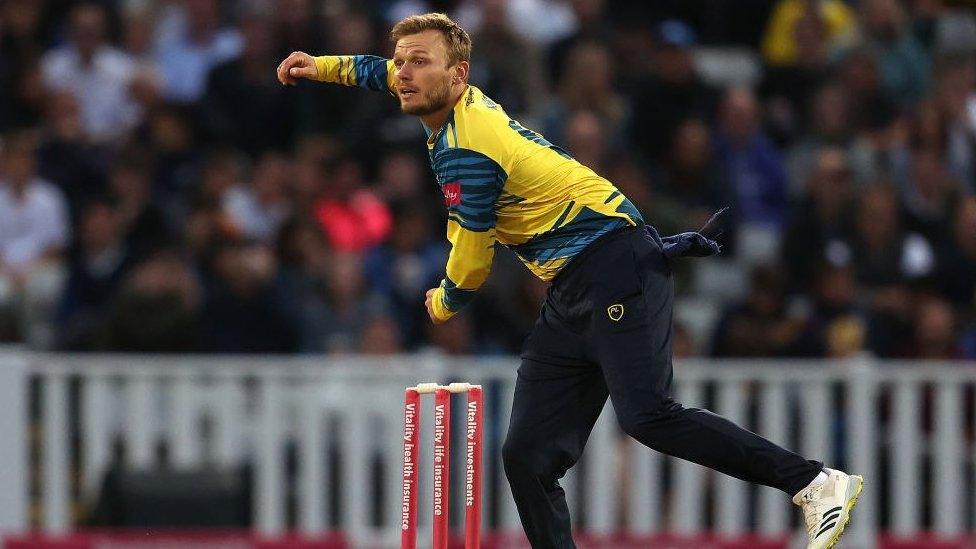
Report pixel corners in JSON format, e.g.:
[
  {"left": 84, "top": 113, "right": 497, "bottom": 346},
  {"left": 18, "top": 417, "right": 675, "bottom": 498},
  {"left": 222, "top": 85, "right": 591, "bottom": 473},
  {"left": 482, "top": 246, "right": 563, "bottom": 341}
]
[{"left": 799, "top": 483, "right": 826, "bottom": 537}]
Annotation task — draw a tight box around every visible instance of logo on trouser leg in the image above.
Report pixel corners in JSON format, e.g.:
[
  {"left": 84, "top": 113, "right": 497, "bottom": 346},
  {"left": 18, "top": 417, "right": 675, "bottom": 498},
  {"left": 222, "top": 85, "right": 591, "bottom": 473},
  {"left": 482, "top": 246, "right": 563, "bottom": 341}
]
[{"left": 607, "top": 304, "right": 624, "bottom": 321}]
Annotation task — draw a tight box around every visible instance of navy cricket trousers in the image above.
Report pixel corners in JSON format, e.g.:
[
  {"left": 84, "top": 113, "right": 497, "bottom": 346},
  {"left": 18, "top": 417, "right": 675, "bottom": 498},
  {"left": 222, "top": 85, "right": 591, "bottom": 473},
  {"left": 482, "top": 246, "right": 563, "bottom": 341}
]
[{"left": 502, "top": 224, "right": 822, "bottom": 548}]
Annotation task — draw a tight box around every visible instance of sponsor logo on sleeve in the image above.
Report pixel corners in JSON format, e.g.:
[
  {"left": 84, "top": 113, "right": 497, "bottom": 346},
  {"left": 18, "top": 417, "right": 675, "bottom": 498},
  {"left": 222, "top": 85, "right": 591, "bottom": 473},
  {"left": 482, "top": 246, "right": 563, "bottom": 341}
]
[{"left": 443, "top": 182, "right": 462, "bottom": 206}]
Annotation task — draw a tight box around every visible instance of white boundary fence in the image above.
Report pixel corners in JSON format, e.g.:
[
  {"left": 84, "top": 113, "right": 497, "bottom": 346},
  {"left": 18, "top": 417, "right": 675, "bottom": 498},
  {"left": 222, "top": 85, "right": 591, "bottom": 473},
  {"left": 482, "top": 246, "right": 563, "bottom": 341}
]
[{"left": 1, "top": 349, "right": 975, "bottom": 548}]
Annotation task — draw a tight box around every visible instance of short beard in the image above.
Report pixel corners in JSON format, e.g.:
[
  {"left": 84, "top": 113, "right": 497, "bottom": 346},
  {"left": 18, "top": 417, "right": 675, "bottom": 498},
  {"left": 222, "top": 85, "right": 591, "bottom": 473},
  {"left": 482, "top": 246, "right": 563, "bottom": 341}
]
[{"left": 401, "top": 78, "right": 453, "bottom": 116}]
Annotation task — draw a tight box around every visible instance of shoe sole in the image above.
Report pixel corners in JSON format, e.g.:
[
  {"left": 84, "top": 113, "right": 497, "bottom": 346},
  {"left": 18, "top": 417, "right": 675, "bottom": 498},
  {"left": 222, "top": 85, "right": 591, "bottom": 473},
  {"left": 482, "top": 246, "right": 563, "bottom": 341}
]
[{"left": 822, "top": 475, "right": 864, "bottom": 549}]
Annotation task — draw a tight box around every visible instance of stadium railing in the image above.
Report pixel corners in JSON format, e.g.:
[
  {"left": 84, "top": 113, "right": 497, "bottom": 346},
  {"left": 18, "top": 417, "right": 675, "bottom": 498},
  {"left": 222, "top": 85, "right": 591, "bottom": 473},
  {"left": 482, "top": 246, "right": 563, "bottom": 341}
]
[{"left": 0, "top": 349, "right": 974, "bottom": 548}]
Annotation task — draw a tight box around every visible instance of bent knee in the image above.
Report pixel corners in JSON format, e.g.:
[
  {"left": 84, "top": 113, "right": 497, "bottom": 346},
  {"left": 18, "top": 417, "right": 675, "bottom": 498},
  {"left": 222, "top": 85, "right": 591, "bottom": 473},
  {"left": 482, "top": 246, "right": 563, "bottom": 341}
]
[
  {"left": 502, "top": 435, "right": 572, "bottom": 480},
  {"left": 502, "top": 436, "right": 536, "bottom": 474}
]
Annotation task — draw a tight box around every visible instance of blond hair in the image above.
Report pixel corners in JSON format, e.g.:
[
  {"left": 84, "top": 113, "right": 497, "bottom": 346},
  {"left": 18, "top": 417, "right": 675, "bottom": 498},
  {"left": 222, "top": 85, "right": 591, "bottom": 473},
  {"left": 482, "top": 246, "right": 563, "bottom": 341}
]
[{"left": 390, "top": 12, "right": 471, "bottom": 66}]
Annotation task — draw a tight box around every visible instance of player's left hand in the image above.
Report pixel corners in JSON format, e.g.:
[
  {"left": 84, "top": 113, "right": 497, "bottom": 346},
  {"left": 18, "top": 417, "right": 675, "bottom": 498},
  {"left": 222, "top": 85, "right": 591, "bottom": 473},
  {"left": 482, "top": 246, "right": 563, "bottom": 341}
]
[{"left": 425, "top": 288, "right": 446, "bottom": 325}]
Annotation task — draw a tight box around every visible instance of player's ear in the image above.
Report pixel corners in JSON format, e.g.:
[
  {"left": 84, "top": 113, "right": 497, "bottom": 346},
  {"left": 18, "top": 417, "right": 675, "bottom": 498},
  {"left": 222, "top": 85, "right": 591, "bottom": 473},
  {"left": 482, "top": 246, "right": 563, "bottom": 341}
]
[{"left": 453, "top": 61, "right": 469, "bottom": 84}]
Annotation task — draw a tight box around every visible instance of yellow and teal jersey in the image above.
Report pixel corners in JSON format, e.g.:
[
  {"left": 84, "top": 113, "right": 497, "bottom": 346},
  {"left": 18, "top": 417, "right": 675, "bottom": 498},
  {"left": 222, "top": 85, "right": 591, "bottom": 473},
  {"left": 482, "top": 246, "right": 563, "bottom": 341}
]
[{"left": 312, "top": 55, "right": 643, "bottom": 321}]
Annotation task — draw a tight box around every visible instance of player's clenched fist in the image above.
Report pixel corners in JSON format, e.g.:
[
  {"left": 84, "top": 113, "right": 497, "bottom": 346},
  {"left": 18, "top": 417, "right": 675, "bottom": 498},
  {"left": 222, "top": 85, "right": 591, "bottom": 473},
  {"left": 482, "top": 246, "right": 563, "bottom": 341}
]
[
  {"left": 425, "top": 288, "right": 445, "bottom": 325},
  {"left": 276, "top": 51, "right": 318, "bottom": 85}
]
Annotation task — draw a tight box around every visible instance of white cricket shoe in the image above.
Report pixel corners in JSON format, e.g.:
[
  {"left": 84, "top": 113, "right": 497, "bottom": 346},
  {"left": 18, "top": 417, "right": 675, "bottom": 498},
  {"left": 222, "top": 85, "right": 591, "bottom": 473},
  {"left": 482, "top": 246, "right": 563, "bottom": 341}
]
[{"left": 793, "top": 468, "right": 864, "bottom": 549}]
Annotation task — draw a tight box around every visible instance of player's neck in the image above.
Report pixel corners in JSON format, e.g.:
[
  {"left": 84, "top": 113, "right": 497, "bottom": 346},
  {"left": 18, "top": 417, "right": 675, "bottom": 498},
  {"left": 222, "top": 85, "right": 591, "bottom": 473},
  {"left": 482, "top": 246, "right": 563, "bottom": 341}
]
[{"left": 419, "top": 85, "right": 467, "bottom": 135}]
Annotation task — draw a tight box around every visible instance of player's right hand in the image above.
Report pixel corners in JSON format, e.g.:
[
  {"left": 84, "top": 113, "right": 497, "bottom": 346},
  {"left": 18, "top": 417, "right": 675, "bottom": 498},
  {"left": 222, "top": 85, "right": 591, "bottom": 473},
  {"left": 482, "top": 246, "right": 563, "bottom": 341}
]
[{"left": 276, "top": 51, "right": 318, "bottom": 85}]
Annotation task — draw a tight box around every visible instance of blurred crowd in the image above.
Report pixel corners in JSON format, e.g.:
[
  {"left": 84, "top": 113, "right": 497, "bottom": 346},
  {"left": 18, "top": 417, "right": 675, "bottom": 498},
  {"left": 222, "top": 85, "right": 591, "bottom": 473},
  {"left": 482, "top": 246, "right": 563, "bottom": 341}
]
[{"left": 0, "top": 0, "right": 974, "bottom": 359}]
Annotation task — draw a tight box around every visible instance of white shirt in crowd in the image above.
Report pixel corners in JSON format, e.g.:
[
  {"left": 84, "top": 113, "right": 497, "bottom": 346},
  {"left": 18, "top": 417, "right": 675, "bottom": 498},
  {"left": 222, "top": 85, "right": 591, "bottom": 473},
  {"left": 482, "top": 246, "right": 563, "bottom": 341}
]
[
  {"left": 222, "top": 185, "right": 289, "bottom": 243},
  {"left": 450, "top": 0, "right": 577, "bottom": 45},
  {"left": 0, "top": 179, "right": 70, "bottom": 273},
  {"left": 40, "top": 45, "right": 141, "bottom": 143},
  {"left": 153, "top": 5, "right": 242, "bottom": 103}
]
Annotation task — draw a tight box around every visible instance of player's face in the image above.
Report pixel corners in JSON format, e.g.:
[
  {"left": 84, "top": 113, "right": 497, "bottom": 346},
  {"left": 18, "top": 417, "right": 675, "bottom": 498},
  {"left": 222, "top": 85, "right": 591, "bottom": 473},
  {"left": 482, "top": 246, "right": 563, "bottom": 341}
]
[{"left": 393, "top": 30, "right": 456, "bottom": 116}]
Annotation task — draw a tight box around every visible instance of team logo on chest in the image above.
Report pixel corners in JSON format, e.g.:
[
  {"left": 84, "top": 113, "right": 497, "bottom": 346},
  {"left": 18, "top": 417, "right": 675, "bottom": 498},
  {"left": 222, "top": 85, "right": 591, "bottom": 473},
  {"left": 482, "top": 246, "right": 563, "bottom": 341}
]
[
  {"left": 442, "top": 181, "right": 461, "bottom": 206},
  {"left": 608, "top": 304, "right": 624, "bottom": 322}
]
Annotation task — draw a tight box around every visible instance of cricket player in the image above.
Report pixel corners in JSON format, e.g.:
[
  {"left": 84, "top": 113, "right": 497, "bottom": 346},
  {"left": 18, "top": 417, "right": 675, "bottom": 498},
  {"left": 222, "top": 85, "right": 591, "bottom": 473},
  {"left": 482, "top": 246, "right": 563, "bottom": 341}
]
[{"left": 276, "top": 13, "right": 862, "bottom": 549}]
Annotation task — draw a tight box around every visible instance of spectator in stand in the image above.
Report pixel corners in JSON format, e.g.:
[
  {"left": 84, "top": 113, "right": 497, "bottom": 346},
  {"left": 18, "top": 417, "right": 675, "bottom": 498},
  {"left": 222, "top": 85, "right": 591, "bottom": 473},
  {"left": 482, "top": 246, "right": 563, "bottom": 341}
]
[
  {"left": 35, "top": 91, "right": 108, "bottom": 219},
  {"left": 932, "top": 7, "right": 976, "bottom": 57},
  {"left": 289, "top": 140, "right": 335, "bottom": 218},
  {"left": 604, "top": 154, "right": 654, "bottom": 230},
  {"left": 849, "top": 183, "right": 927, "bottom": 357},
  {"left": 904, "top": 294, "right": 960, "bottom": 359},
  {"left": 314, "top": 157, "right": 392, "bottom": 252},
  {"left": 426, "top": 314, "right": 476, "bottom": 356},
  {"left": 201, "top": 239, "right": 301, "bottom": 353},
  {"left": 650, "top": 118, "right": 735, "bottom": 247},
  {"left": 120, "top": 0, "right": 159, "bottom": 64},
  {"left": 358, "top": 314, "right": 403, "bottom": 355},
  {"left": 822, "top": 314, "right": 868, "bottom": 357},
  {"left": 859, "top": 0, "right": 930, "bottom": 106},
  {"left": 762, "top": 0, "right": 858, "bottom": 68},
  {"left": 0, "top": 0, "right": 49, "bottom": 131},
  {"left": 462, "top": 0, "right": 577, "bottom": 48},
  {"left": 277, "top": 215, "right": 401, "bottom": 355},
  {"left": 201, "top": 6, "right": 297, "bottom": 156},
  {"left": 0, "top": 130, "right": 69, "bottom": 345},
  {"left": 850, "top": 182, "right": 918, "bottom": 289},
  {"left": 787, "top": 81, "right": 889, "bottom": 191},
  {"left": 468, "top": 0, "right": 546, "bottom": 117},
  {"left": 839, "top": 47, "right": 903, "bottom": 137},
  {"left": 469, "top": 265, "right": 549, "bottom": 354},
  {"left": 184, "top": 201, "right": 239, "bottom": 300},
  {"left": 793, "top": 261, "right": 866, "bottom": 357},
  {"left": 546, "top": 0, "right": 612, "bottom": 84},
  {"left": 318, "top": 251, "right": 389, "bottom": 353},
  {"left": 908, "top": 0, "right": 942, "bottom": 51},
  {"left": 627, "top": 19, "right": 717, "bottom": 162},
  {"left": 611, "top": 12, "right": 657, "bottom": 92},
  {"left": 106, "top": 150, "right": 172, "bottom": 261},
  {"left": 1, "top": 58, "right": 45, "bottom": 134},
  {"left": 364, "top": 201, "right": 448, "bottom": 350},
  {"left": 139, "top": 105, "right": 202, "bottom": 224},
  {"left": 58, "top": 199, "right": 133, "bottom": 350},
  {"left": 908, "top": 97, "right": 956, "bottom": 175},
  {"left": 894, "top": 145, "right": 960, "bottom": 245},
  {"left": 195, "top": 149, "right": 245, "bottom": 207},
  {"left": 374, "top": 150, "right": 428, "bottom": 204},
  {"left": 153, "top": 0, "right": 243, "bottom": 104},
  {"left": 298, "top": 10, "right": 406, "bottom": 158},
  {"left": 272, "top": 0, "right": 323, "bottom": 60},
  {"left": 714, "top": 87, "right": 790, "bottom": 257},
  {"left": 222, "top": 151, "right": 292, "bottom": 243},
  {"left": 119, "top": 1, "right": 164, "bottom": 122},
  {"left": 865, "top": 279, "right": 915, "bottom": 358},
  {"left": 931, "top": 58, "right": 976, "bottom": 193},
  {"left": 541, "top": 41, "right": 627, "bottom": 147},
  {"left": 710, "top": 265, "right": 804, "bottom": 357},
  {"left": 40, "top": 2, "right": 147, "bottom": 144},
  {"left": 781, "top": 147, "right": 855, "bottom": 293},
  {"left": 563, "top": 109, "right": 610, "bottom": 175},
  {"left": 275, "top": 215, "right": 333, "bottom": 353},
  {"left": 933, "top": 196, "right": 976, "bottom": 309},
  {"left": 98, "top": 249, "right": 202, "bottom": 352},
  {"left": 762, "top": 1, "right": 839, "bottom": 142}
]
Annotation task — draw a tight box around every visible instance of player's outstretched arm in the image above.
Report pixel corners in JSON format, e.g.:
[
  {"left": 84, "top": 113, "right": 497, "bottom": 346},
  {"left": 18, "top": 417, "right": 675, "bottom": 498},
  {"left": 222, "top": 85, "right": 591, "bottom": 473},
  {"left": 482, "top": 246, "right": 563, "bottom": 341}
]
[
  {"left": 276, "top": 51, "right": 396, "bottom": 95},
  {"left": 425, "top": 149, "right": 506, "bottom": 324}
]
